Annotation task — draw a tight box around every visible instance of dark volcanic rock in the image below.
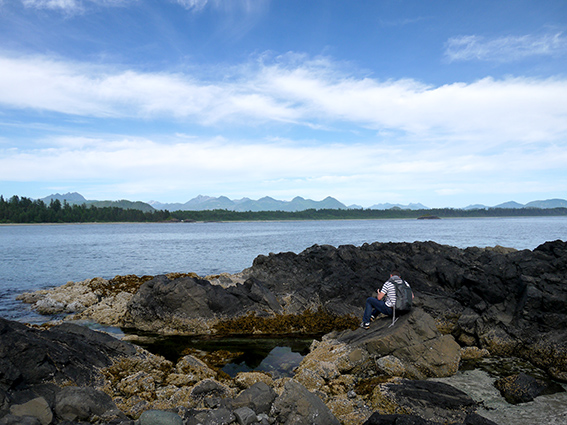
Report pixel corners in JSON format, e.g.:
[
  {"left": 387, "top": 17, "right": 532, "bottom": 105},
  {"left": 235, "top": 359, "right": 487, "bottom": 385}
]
[
  {"left": 0, "top": 318, "right": 137, "bottom": 424},
  {"left": 54, "top": 386, "right": 125, "bottom": 422},
  {"left": 121, "top": 275, "right": 282, "bottom": 333},
  {"left": 0, "top": 318, "right": 136, "bottom": 390}
]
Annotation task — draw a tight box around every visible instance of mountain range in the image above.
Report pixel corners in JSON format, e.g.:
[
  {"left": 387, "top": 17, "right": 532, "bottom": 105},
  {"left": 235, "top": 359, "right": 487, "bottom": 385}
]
[{"left": 39, "top": 193, "right": 567, "bottom": 212}]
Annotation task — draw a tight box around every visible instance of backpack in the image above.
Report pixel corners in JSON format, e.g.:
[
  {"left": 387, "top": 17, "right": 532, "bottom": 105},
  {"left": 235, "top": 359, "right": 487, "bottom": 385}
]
[{"left": 389, "top": 277, "right": 413, "bottom": 311}]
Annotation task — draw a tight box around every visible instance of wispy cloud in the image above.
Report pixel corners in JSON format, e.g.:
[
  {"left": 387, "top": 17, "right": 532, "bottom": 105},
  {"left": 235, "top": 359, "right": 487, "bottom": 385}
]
[
  {"left": 20, "top": 0, "right": 132, "bottom": 14},
  {"left": 445, "top": 31, "right": 567, "bottom": 62},
  {"left": 173, "top": 0, "right": 208, "bottom": 11},
  {"left": 1, "top": 53, "right": 566, "bottom": 144}
]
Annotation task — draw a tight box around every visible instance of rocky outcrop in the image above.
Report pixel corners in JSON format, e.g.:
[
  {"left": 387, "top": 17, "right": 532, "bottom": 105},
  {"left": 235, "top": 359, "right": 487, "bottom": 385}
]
[
  {"left": 17, "top": 240, "right": 567, "bottom": 379},
  {"left": 116, "top": 240, "right": 567, "bottom": 379},
  {"left": 244, "top": 240, "right": 567, "bottom": 378},
  {"left": 10, "top": 239, "right": 567, "bottom": 423}
]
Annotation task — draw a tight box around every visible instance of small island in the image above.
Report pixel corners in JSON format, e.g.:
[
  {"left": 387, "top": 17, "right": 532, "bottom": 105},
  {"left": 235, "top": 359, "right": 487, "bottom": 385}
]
[{"left": 417, "top": 215, "right": 441, "bottom": 219}]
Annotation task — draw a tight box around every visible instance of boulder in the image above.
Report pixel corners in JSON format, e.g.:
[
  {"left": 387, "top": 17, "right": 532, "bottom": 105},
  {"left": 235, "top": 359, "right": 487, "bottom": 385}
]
[
  {"left": 270, "top": 380, "right": 341, "bottom": 425},
  {"left": 337, "top": 308, "right": 461, "bottom": 379},
  {"left": 231, "top": 382, "right": 276, "bottom": 414},
  {"left": 54, "top": 386, "right": 125, "bottom": 422},
  {"left": 8, "top": 397, "right": 52, "bottom": 425},
  {"left": 121, "top": 275, "right": 282, "bottom": 334}
]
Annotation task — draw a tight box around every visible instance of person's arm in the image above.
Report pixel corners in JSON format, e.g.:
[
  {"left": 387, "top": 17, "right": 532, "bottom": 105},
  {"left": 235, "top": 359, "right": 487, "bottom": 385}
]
[{"left": 377, "top": 289, "right": 385, "bottom": 300}]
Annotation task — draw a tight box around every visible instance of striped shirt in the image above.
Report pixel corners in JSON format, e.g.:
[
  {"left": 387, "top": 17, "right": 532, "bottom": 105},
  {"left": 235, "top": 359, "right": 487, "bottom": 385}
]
[{"left": 380, "top": 277, "right": 400, "bottom": 308}]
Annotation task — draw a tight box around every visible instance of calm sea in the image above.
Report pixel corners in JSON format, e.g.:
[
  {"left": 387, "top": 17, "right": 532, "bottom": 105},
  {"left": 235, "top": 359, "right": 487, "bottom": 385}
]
[{"left": 1, "top": 216, "right": 566, "bottom": 322}]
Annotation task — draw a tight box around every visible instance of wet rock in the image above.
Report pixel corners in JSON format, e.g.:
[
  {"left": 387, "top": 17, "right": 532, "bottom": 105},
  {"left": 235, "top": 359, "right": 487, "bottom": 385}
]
[
  {"left": 232, "top": 382, "right": 276, "bottom": 414},
  {"left": 121, "top": 275, "right": 282, "bottom": 334}
]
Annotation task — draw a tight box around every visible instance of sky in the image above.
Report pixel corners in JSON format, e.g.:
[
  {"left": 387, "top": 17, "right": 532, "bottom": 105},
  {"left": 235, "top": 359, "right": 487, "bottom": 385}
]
[{"left": 0, "top": 0, "right": 566, "bottom": 208}]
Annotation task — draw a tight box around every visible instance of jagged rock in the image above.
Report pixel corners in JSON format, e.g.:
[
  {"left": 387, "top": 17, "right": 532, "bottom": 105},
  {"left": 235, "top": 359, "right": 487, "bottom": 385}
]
[
  {"left": 0, "top": 318, "right": 136, "bottom": 390},
  {"left": 234, "top": 406, "right": 257, "bottom": 425},
  {"left": 18, "top": 240, "right": 567, "bottom": 378}
]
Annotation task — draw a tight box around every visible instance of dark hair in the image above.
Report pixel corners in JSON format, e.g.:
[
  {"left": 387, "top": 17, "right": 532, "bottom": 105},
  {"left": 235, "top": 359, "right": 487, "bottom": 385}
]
[{"left": 391, "top": 270, "right": 401, "bottom": 277}]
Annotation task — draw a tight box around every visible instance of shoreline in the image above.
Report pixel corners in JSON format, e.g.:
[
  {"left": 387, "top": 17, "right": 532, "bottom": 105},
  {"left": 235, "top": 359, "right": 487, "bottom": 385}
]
[{"left": 3, "top": 215, "right": 566, "bottom": 227}]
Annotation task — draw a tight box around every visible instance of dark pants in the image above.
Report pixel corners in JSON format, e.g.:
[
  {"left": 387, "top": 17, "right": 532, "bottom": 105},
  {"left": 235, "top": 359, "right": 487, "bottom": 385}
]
[{"left": 363, "top": 297, "right": 393, "bottom": 323}]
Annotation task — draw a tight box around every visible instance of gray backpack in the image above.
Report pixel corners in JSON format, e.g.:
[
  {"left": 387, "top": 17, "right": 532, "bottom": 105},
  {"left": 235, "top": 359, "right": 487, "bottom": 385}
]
[{"left": 389, "top": 277, "right": 413, "bottom": 312}]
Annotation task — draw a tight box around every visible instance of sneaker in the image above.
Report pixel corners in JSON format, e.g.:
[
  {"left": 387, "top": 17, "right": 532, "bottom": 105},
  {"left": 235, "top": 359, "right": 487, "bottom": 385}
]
[
  {"left": 370, "top": 315, "right": 376, "bottom": 322},
  {"left": 360, "top": 322, "right": 370, "bottom": 330}
]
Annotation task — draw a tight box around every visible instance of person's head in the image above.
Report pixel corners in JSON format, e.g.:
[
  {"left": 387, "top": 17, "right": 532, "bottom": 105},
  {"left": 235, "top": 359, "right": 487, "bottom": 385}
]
[{"left": 391, "top": 270, "right": 401, "bottom": 278}]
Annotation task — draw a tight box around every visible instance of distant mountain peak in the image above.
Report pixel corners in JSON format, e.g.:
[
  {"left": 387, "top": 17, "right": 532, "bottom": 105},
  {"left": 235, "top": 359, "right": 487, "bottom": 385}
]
[{"left": 41, "top": 192, "right": 87, "bottom": 203}]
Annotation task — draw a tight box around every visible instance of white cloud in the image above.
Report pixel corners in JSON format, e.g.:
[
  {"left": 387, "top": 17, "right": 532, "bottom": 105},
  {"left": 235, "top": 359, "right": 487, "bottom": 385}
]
[
  {"left": 445, "top": 31, "right": 567, "bottom": 62},
  {"left": 1, "top": 133, "right": 565, "bottom": 205},
  {"left": 1, "top": 53, "right": 567, "bottom": 146}
]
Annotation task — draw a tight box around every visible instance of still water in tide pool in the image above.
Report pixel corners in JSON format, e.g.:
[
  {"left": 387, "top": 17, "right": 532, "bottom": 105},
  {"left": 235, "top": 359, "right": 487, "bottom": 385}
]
[{"left": 129, "top": 333, "right": 316, "bottom": 379}]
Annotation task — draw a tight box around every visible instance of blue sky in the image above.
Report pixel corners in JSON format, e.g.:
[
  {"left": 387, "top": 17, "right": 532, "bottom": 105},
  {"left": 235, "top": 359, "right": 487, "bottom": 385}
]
[{"left": 1, "top": 0, "right": 566, "bottom": 208}]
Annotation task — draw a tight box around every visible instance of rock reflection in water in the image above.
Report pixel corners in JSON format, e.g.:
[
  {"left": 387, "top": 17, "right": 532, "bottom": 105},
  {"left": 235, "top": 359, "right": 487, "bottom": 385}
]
[
  {"left": 130, "top": 333, "right": 315, "bottom": 378},
  {"left": 223, "top": 346, "right": 304, "bottom": 378}
]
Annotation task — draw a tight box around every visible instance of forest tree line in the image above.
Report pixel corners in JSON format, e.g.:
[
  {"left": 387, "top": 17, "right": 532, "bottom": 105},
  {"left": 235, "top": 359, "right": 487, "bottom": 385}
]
[
  {"left": 0, "top": 196, "right": 171, "bottom": 223},
  {"left": 1, "top": 195, "right": 566, "bottom": 224}
]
